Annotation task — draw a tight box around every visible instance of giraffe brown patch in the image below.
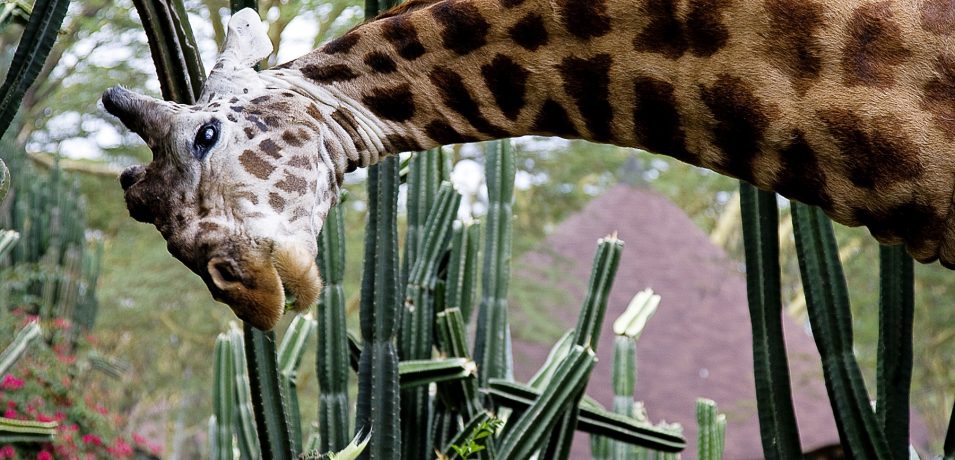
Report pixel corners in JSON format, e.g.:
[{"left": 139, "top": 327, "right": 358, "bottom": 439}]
[
  {"left": 362, "top": 84, "right": 415, "bottom": 122},
  {"left": 500, "top": 0, "right": 524, "bottom": 6},
  {"left": 331, "top": 109, "right": 368, "bottom": 152},
  {"left": 700, "top": 75, "right": 773, "bottom": 183},
  {"left": 243, "top": 127, "right": 256, "bottom": 139},
  {"left": 509, "top": 13, "right": 549, "bottom": 51},
  {"left": 481, "top": 54, "right": 529, "bottom": 121},
  {"left": 227, "top": 113, "right": 238, "bottom": 123},
  {"left": 287, "top": 155, "right": 313, "bottom": 170},
  {"left": 432, "top": 0, "right": 490, "bottom": 55},
  {"left": 383, "top": 16, "right": 426, "bottom": 60},
  {"left": 429, "top": 67, "right": 509, "bottom": 137},
  {"left": 323, "top": 32, "right": 360, "bottom": 54},
  {"left": 763, "top": 0, "right": 826, "bottom": 95},
  {"left": 364, "top": 51, "right": 398, "bottom": 73},
  {"left": 559, "top": 54, "right": 613, "bottom": 142},
  {"left": 559, "top": 0, "right": 611, "bottom": 39},
  {"left": 684, "top": 0, "right": 730, "bottom": 57},
  {"left": 240, "top": 150, "right": 275, "bottom": 180},
  {"left": 276, "top": 174, "right": 308, "bottom": 194},
  {"left": 260, "top": 139, "right": 282, "bottom": 159},
  {"left": 198, "top": 221, "right": 221, "bottom": 232},
  {"left": 385, "top": 134, "right": 422, "bottom": 152},
  {"left": 853, "top": 201, "right": 942, "bottom": 248},
  {"left": 250, "top": 96, "right": 270, "bottom": 104},
  {"left": 634, "top": 0, "right": 688, "bottom": 59},
  {"left": 772, "top": 131, "right": 833, "bottom": 210},
  {"left": 282, "top": 130, "right": 304, "bottom": 147},
  {"left": 921, "top": 55, "right": 955, "bottom": 139},
  {"left": 425, "top": 120, "right": 479, "bottom": 144},
  {"left": 842, "top": 1, "right": 912, "bottom": 88},
  {"left": 231, "top": 105, "right": 244, "bottom": 113},
  {"left": 269, "top": 193, "right": 286, "bottom": 212},
  {"left": 246, "top": 115, "right": 268, "bottom": 131},
  {"left": 531, "top": 99, "right": 579, "bottom": 137},
  {"left": 632, "top": 77, "right": 692, "bottom": 162},
  {"left": 306, "top": 104, "right": 324, "bottom": 123},
  {"left": 301, "top": 64, "right": 359, "bottom": 83},
  {"left": 921, "top": 0, "right": 955, "bottom": 34},
  {"left": 819, "top": 109, "right": 923, "bottom": 189},
  {"left": 264, "top": 116, "right": 282, "bottom": 129}
]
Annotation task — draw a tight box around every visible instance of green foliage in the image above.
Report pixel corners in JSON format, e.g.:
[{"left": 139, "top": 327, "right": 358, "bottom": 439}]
[{"left": 449, "top": 416, "right": 503, "bottom": 459}]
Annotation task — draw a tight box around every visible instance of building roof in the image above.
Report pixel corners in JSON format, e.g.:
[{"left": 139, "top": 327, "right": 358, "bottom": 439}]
[{"left": 508, "top": 184, "right": 842, "bottom": 459}]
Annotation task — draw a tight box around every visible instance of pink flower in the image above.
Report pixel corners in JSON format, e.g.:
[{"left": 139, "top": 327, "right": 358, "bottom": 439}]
[
  {"left": 3, "top": 409, "right": 16, "bottom": 419},
  {"left": 82, "top": 434, "right": 102, "bottom": 446},
  {"left": 37, "top": 413, "right": 54, "bottom": 422},
  {"left": 0, "top": 445, "right": 15, "bottom": 460},
  {"left": 37, "top": 450, "right": 53, "bottom": 460},
  {"left": 108, "top": 438, "right": 134, "bottom": 457},
  {"left": 53, "top": 318, "right": 70, "bottom": 329},
  {"left": 132, "top": 433, "right": 146, "bottom": 445},
  {"left": 0, "top": 374, "right": 23, "bottom": 390}
]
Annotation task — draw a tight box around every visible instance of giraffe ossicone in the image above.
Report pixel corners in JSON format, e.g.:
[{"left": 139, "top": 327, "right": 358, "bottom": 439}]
[{"left": 105, "top": 0, "right": 955, "bottom": 329}]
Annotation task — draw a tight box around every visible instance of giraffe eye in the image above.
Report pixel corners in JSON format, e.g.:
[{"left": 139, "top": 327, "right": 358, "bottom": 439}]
[{"left": 193, "top": 121, "right": 220, "bottom": 159}]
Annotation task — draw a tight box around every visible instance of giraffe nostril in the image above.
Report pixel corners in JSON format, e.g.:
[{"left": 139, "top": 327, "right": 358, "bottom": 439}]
[
  {"left": 208, "top": 257, "right": 243, "bottom": 286},
  {"left": 120, "top": 165, "right": 145, "bottom": 191}
]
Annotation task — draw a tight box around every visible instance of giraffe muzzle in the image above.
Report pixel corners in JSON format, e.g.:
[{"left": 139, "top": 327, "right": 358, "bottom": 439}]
[{"left": 205, "top": 241, "right": 321, "bottom": 330}]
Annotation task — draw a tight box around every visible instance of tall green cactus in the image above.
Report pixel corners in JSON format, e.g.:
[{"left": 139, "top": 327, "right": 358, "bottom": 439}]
[
  {"left": 211, "top": 333, "right": 237, "bottom": 460},
  {"left": 0, "top": 0, "right": 70, "bottom": 136},
  {"left": 876, "top": 244, "right": 914, "bottom": 460},
  {"left": 0, "top": 321, "right": 42, "bottom": 377},
  {"left": 696, "top": 399, "right": 726, "bottom": 460},
  {"left": 738, "top": 183, "right": 802, "bottom": 458},
  {"left": 791, "top": 203, "right": 891, "bottom": 458},
  {"left": 317, "top": 196, "right": 351, "bottom": 453},
  {"left": 228, "top": 323, "right": 261, "bottom": 460},
  {"left": 399, "top": 181, "right": 461, "bottom": 460},
  {"left": 474, "top": 140, "right": 516, "bottom": 387},
  {"left": 355, "top": 156, "right": 402, "bottom": 460},
  {"left": 277, "top": 313, "right": 317, "bottom": 450},
  {"left": 445, "top": 220, "right": 480, "bottom": 321}
]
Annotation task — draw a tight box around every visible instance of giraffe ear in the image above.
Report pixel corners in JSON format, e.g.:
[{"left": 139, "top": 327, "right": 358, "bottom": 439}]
[{"left": 199, "top": 8, "right": 273, "bottom": 103}]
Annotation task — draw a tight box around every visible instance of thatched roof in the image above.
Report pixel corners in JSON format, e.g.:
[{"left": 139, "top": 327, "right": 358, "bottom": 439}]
[{"left": 509, "top": 184, "right": 841, "bottom": 459}]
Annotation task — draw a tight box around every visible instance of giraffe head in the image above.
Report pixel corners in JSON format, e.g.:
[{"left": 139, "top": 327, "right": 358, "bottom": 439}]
[{"left": 102, "top": 9, "right": 332, "bottom": 330}]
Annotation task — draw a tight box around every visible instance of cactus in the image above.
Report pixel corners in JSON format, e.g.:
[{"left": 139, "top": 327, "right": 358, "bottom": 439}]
[
  {"left": 0, "top": 320, "right": 41, "bottom": 376},
  {"left": 474, "top": 140, "right": 516, "bottom": 387},
  {"left": 0, "top": 416, "right": 57, "bottom": 444},
  {"left": 211, "top": 333, "right": 237, "bottom": 460},
  {"left": 399, "top": 181, "right": 461, "bottom": 459},
  {"left": 738, "top": 182, "right": 802, "bottom": 458},
  {"left": 130, "top": 0, "right": 205, "bottom": 102},
  {"left": 791, "top": 202, "right": 891, "bottom": 458},
  {"left": 876, "top": 244, "right": 914, "bottom": 459},
  {"left": 227, "top": 323, "right": 261, "bottom": 460},
  {"left": 277, "top": 313, "right": 317, "bottom": 450},
  {"left": 445, "top": 220, "right": 480, "bottom": 321},
  {"left": 696, "top": 399, "right": 726, "bottom": 460},
  {"left": 244, "top": 323, "right": 297, "bottom": 459},
  {"left": 316, "top": 196, "right": 351, "bottom": 453},
  {"left": 355, "top": 156, "right": 402, "bottom": 460},
  {"left": 0, "top": 0, "right": 69, "bottom": 136}
]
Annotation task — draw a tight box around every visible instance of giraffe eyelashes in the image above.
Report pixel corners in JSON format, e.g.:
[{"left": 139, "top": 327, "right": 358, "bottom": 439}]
[{"left": 193, "top": 120, "right": 221, "bottom": 160}]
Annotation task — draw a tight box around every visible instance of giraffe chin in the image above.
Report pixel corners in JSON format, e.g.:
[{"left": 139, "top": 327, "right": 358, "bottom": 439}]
[{"left": 206, "top": 243, "right": 320, "bottom": 331}]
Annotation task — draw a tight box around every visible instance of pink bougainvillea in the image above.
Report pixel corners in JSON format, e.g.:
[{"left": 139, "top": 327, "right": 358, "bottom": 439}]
[{"left": 0, "top": 374, "right": 24, "bottom": 391}]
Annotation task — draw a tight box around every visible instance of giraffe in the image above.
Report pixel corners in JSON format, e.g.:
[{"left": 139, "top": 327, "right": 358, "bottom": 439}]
[{"left": 103, "top": 0, "right": 955, "bottom": 329}]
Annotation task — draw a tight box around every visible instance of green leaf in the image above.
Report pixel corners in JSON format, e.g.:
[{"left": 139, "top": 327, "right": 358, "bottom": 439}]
[
  {"left": 0, "top": 0, "right": 70, "bottom": 136},
  {"left": 739, "top": 183, "right": 802, "bottom": 458}
]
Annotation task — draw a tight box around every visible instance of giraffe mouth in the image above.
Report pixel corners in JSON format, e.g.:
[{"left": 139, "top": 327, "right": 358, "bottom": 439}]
[{"left": 206, "top": 241, "right": 321, "bottom": 330}]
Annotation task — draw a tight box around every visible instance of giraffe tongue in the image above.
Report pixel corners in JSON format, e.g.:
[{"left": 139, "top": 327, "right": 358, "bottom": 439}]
[{"left": 271, "top": 243, "right": 322, "bottom": 314}]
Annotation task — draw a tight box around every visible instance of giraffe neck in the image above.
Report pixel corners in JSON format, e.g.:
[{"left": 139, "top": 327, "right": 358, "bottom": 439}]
[
  {"left": 267, "top": 0, "right": 650, "bottom": 162},
  {"left": 267, "top": 0, "right": 955, "bottom": 263}
]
